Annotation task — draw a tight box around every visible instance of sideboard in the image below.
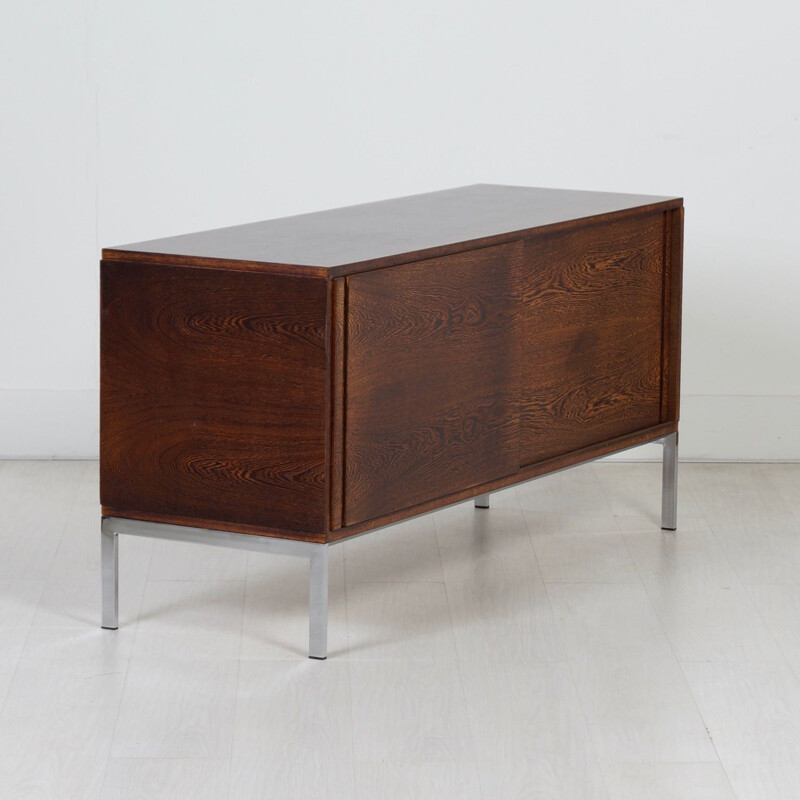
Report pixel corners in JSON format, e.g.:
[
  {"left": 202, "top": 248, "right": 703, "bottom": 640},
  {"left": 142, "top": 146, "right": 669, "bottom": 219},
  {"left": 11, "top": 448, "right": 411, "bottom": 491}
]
[{"left": 100, "top": 184, "right": 683, "bottom": 658}]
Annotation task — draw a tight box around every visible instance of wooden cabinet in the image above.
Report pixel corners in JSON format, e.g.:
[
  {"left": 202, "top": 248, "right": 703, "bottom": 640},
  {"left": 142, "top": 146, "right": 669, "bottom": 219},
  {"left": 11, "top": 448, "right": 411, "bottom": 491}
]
[{"left": 101, "top": 184, "right": 683, "bottom": 544}]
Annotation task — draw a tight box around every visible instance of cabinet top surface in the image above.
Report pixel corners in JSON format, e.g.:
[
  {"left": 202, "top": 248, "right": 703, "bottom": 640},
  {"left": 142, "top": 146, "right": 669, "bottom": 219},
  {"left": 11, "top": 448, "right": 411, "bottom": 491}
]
[{"left": 104, "top": 184, "right": 681, "bottom": 275}]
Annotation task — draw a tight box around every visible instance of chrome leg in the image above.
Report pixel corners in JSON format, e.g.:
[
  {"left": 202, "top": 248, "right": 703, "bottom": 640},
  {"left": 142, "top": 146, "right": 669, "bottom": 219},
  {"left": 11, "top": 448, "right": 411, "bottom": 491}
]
[
  {"left": 661, "top": 432, "right": 678, "bottom": 530},
  {"left": 474, "top": 493, "right": 490, "bottom": 509},
  {"left": 101, "top": 518, "right": 119, "bottom": 629},
  {"left": 308, "top": 545, "right": 329, "bottom": 659}
]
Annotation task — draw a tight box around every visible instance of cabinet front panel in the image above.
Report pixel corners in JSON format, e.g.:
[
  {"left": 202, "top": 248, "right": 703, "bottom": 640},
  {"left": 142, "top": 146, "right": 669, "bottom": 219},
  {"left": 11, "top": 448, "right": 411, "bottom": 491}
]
[
  {"left": 518, "top": 213, "right": 665, "bottom": 465},
  {"left": 100, "top": 262, "right": 329, "bottom": 535},
  {"left": 344, "top": 244, "right": 519, "bottom": 526}
]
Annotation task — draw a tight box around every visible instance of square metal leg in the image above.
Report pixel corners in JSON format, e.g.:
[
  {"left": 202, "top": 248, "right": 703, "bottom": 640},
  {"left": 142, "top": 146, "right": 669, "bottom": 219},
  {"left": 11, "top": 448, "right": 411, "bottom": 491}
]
[
  {"left": 101, "top": 518, "right": 119, "bottom": 630},
  {"left": 661, "top": 432, "right": 678, "bottom": 530},
  {"left": 474, "top": 493, "right": 491, "bottom": 509},
  {"left": 308, "top": 546, "right": 329, "bottom": 659}
]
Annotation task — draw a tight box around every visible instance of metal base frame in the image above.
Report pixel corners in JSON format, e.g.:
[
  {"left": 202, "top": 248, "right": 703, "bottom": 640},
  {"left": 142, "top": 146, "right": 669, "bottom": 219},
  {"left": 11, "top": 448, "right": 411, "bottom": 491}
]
[
  {"left": 101, "top": 517, "right": 329, "bottom": 659},
  {"left": 101, "top": 431, "right": 678, "bottom": 659}
]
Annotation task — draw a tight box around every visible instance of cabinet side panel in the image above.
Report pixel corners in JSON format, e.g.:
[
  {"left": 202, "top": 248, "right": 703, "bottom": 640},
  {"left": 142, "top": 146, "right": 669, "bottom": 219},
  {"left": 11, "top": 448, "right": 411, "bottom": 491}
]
[
  {"left": 344, "top": 244, "right": 520, "bottom": 526},
  {"left": 100, "top": 261, "right": 328, "bottom": 535},
  {"left": 518, "top": 213, "right": 665, "bottom": 465}
]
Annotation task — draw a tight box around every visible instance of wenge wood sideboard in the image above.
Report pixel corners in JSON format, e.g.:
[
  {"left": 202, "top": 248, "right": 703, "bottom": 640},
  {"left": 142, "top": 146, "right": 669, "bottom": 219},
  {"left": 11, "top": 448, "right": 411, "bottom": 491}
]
[{"left": 100, "top": 184, "right": 683, "bottom": 658}]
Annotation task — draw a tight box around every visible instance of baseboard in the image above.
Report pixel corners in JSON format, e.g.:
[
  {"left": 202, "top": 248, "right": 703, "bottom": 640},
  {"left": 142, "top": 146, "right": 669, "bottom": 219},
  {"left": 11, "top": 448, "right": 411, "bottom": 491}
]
[
  {"left": 0, "top": 390, "right": 98, "bottom": 459},
  {"left": 0, "top": 391, "right": 798, "bottom": 461},
  {"left": 603, "top": 394, "right": 800, "bottom": 462}
]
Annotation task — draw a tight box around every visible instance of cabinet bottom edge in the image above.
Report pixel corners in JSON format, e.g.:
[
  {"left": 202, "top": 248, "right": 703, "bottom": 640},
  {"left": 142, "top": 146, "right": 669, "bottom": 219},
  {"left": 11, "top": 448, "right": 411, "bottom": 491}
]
[
  {"left": 99, "top": 506, "right": 327, "bottom": 544},
  {"left": 330, "top": 421, "right": 677, "bottom": 541}
]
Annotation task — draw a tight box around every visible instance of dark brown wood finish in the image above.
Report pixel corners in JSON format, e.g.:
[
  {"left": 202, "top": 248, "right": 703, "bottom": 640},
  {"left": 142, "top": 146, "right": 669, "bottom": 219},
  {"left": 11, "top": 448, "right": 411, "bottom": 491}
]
[
  {"left": 329, "top": 278, "right": 346, "bottom": 530},
  {"left": 100, "top": 185, "right": 683, "bottom": 545},
  {"left": 343, "top": 243, "right": 521, "bottom": 527},
  {"left": 100, "top": 260, "right": 329, "bottom": 537},
  {"left": 100, "top": 506, "right": 327, "bottom": 544},
  {"left": 104, "top": 185, "right": 680, "bottom": 277},
  {"left": 517, "top": 213, "right": 666, "bottom": 465},
  {"left": 329, "top": 421, "right": 676, "bottom": 542},
  {"left": 661, "top": 207, "right": 684, "bottom": 424}
]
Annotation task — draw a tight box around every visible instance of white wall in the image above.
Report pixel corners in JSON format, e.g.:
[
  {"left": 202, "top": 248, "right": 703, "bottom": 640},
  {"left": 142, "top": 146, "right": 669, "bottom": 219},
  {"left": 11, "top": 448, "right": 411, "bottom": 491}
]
[{"left": 2, "top": 0, "right": 799, "bottom": 459}]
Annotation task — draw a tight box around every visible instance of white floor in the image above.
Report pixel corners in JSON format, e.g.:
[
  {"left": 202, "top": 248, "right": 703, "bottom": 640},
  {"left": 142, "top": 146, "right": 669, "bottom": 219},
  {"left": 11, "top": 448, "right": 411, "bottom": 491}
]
[{"left": 0, "top": 461, "right": 799, "bottom": 799}]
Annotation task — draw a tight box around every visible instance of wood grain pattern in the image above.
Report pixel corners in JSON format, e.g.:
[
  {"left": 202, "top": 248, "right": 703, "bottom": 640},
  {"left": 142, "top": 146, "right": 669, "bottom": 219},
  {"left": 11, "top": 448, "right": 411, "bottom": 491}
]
[
  {"left": 329, "top": 422, "right": 676, "bottom": 541},
  {"left": 100, "top": 261, "right": 328, "bottom": 536},
  {"left": 100, "top": 188, "right": 683, "bottom": 545},
  {"left": 517, "top": 213, "right": 666, "bottom": 466},
  {"left": 329, "top": 278, "right": 346, "bottom": 530},
  {"left": 343, "top": 244, "right": 521, "bottom": 526},
  {"left": 103, "top": 185, "right": 680, "bottom": 278},
  {"left": 661, "top": 207, "right": 684, "bottom": 424}
]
